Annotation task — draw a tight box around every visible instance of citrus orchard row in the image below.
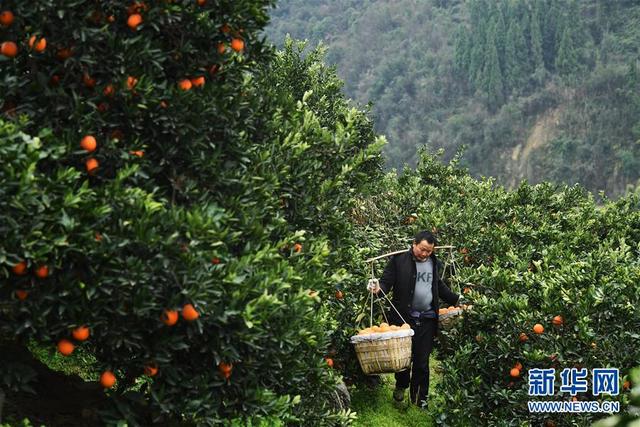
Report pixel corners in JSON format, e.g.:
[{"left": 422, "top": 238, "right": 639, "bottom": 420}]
[{"left": 343, "top": 151, "right": 640, "bottom": 426}]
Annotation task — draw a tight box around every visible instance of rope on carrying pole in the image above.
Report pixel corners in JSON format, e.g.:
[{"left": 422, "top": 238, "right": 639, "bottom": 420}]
[
  {"left": 377, "top": 286, "right": 407, "bottom": 325},
  {"left": 367, "top": 256, "right": 408, "bottom": 325},
  {"left": 369, "top": 285, "right": 374, "bottom": 328}
]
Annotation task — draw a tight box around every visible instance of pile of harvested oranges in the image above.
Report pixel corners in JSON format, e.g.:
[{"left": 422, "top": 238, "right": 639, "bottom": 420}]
[
  {"left": 357, "top": 322, "right": 411, "bottom": 335},
  {"left": 438, "top": 304, "right": 472, "bottom": 315}
]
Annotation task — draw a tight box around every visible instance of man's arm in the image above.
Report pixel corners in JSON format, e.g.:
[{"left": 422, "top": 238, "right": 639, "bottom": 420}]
[
  {"left": 437, "top": 274, "right": 460, "bottom": 306},
  {"left": 377, "top": 257, "right": 396, "bottom": 294}
]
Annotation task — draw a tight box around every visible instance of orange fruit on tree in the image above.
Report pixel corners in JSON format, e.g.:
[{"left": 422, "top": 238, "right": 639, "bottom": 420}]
[
  {"left": 15, "top": 290, "right": 29, "bottom": 300},
  {"left": 1, "top": 41, "right": 18, "bottom": 58},
  {"left": 519, "top": 332, "right": 528, "bottom": 343},
  {"left": 325, "top": 357, "right": 334, "bottom": 368},
  {"left": 552, "top": 315, "right": 564, "bottom": 326},
  {"left": 81, "top": 135, "right": 97, "bottom": 152},
  {"left": 28, "top": 35, "right": 47, "bottom": 52},
  {"left": 197, "top": 0, "right": 207, "bottom": 5},
  {"left": 510, "top": 367, "right": 520, "bottom": 378},
  {"left": 57, "top": 339, "right": 75, "bottom": 356},
  {"left": 190, "top": 76, "right": 205, "bottom": 88},
  {"left": 95, "top": 231, "right": 103, "bottom": 242},
  {"left": 293, "top": 243, "right": 302, "bottom": 253},
  {"left": 72, "top": 325, "right": 90, "bottom": 341},
  {"left": 127, "top": 13, "right": 142, "bottom": 30},
  {"left": 85, "top": 158, "right": 99, "bottom": 173},
  {"left": 218, "top": 362, "right": 232, "bottom": 379},
  {"left": 533, "top": 323, "right": 544, "bottom": 334},
  {"left": 100, "top": 370, "right": 116, "bottom": 388},
  {"left": 144, "top": 363, "right": 158, "bottom": 377},
  {"left": 12, "top": 261, "right": 27, "bottom": 275},
  {"left": 178, "top": 79, "right": 192, "bottom": 91},
  {"left": 103, "top": 84, "right": 115, "bottom": 97},
  {"left": 217, "top": 43, "right": 226, "bottom": 54},
  {"left": 35, "top": 265, "right": 49, "bottom": 278},
  {"left": 211, "top": 257, "right": 221, "bottom": 265},
  {"left": 220, "top": 23, "right": 231, "bottom": 34},
  {"left": 623, "top": 380, "right": 631, "bottom": 390},
  {"left": 335, "top": 290, "right": 344, "bottom": 300},
  {"left": 0, "top": 11, "right": 15, "bottom": 26},
  {"left": 56, "top": 47, "right": 73, "bottom": 60},
  {"left": 127, "top": 76, "right": 138, "bottom": 90},
  {"left": 129, "top": 150, "right": 144, "bottom": 157},
  {"left": 161, "top": 309, "right": 178, "bottom": 326},
  {"left": 514, "top": 362, "right": 523, "bottom": 371},
  {"left": 83, "top": 73, "right": 96, "bottom": 88},
  {"left": 182, "top": 303, "right": 199, "bottom": 321},
  {"left": 230, "top": 38, "right": 244, "bottom": 52}
]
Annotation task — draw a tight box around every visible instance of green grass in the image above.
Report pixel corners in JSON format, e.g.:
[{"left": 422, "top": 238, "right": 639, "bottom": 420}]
[
  {"left": 26, "top": 340, "right": 152, "bottom": 392},
  {"left": 27, "top": 340, "right": 99, "bottom": 381},
  {"left": 350, "top": 354, "right": 444, "bottom": 427}
]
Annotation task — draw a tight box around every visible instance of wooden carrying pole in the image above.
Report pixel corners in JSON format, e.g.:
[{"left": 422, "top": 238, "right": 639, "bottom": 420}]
[{"left": 364, "top": 245, "right": 455, "bottom": 263}]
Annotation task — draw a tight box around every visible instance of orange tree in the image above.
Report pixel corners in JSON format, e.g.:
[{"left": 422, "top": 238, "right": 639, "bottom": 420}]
[
  {"left": 0, "top": 2, "right": 383, "bottom": 425},
  {"left": 355, "top": 149, "right": 640, "bottom": 426}
]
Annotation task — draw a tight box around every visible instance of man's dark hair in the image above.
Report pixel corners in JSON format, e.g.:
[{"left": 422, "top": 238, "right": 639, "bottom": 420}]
[{"left": 414, "top": 230, "right": 437, "bottom": 245}]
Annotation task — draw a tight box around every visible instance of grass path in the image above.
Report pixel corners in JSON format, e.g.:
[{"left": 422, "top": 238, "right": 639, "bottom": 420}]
[{"left": 349, "top": 355, "right": 444, "bottom": 427}]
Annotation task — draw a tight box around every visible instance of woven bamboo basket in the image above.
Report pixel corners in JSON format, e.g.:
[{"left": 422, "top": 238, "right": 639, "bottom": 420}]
[
  {"left": 438, "top": 308, "right": 463, "bottom": 329},
  {"left": 438, "top": 306, "right": 472, "bottom": 330},
  {"left": 350, "top": 329, "right": 414, "bottom": 375}
]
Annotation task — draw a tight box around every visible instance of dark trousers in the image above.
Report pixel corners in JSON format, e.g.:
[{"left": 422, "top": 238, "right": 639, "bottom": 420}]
[{"left": 394, "top": 317, "right": 437, "bottom": 405}]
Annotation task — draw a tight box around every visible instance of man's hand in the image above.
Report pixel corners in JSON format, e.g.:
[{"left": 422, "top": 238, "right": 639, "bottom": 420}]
[{"left": 367, "top": 278, "right": 380, "bottom": 294}]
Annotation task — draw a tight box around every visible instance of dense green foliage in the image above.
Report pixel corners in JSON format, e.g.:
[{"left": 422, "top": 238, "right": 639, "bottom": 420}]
[
  {"left": 3, "top": 1, "right": 640, "bottom": 426},
  {"left": 358, "top": 149, "right": 640, "bottom": 425},
  {"left": 266, "top": 0, "right": 640, "bottom": 197},
  {"left": 0, "top": 2, "right": 383, "bottom": 425}
]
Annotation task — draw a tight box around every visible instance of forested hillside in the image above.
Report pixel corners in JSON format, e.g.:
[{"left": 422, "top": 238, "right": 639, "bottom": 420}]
[{"left": 265, "top": 0, "right": 640, "bottom": 198}]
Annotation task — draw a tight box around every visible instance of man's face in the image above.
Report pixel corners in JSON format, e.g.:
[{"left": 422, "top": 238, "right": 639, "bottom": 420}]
[{"left": 412, "top": 240, "right": 434, "bottom": 262}]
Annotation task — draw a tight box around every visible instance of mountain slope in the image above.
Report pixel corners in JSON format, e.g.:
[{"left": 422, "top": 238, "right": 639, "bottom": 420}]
[{"left": 265, "top": 0, "right": 640, "bottom": 197}]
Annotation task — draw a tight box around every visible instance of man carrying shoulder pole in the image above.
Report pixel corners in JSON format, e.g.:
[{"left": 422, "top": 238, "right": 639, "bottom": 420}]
[{"left": 367, "top": 230, "right": 463, "bottom": 408}]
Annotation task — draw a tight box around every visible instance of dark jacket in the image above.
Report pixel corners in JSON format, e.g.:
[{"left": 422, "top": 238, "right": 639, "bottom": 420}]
[{"left": 378, "top": 248, "right": 459, "bottom": 328}]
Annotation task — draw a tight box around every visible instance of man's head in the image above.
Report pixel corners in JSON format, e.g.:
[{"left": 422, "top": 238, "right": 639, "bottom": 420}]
[{"left": 412, "top": 230, "right": 437, "bottom": 262}]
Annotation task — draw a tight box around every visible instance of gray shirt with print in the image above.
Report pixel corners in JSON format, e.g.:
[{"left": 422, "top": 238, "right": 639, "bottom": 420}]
[{"left": 411, "top": 258, "right": 434, "bottom": 312}]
